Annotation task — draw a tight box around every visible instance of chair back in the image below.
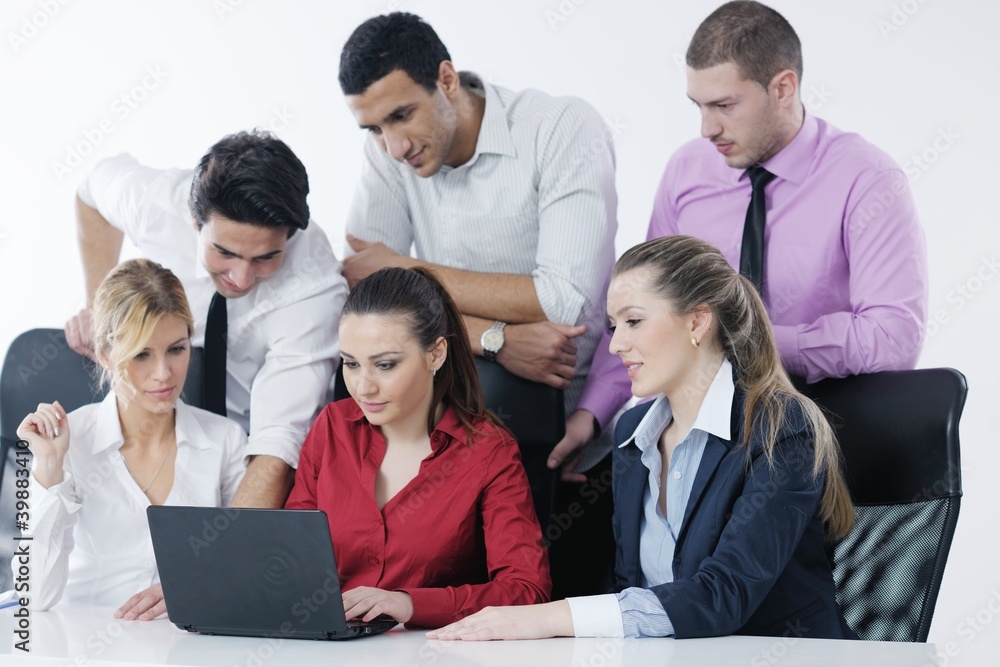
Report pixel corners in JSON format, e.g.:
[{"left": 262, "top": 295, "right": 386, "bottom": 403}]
[
  {"left": 0, "top": 329, "right": 204, "bottom": 589},
  {"left": 794, "top": 368, "right": 966, "bottom": 642},
  {"left": 332, "top": 360, "right": 564, "bottom": 530}
]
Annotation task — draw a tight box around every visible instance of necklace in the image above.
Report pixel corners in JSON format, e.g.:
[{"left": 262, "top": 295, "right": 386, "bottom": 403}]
[{"left": 121, "top": 441, "right": 175, "bottom": 494}]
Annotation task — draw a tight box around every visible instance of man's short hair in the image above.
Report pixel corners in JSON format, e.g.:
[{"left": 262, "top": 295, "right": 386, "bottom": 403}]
[
  {"left": 338, "top": 12, "right": 451, "bottom": 96},
  {"left": 686, "top": 1, "right": 802, "bottom": 89},
  {"left": 189, "top": 130, "right": 310, "bottom": 237}
]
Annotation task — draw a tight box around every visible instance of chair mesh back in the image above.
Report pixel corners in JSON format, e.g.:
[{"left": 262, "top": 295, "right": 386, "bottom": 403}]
[{"left": 834, "top": 497, "right": 960, "bottom": 642}]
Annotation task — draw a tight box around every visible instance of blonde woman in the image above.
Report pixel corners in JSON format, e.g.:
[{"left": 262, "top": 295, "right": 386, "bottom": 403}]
[
  {"left": 14, "top": 259, "right": 246, "bottom": 618},
  {"left": 430, "top": 236, "right": 855, "bottom": 640}
]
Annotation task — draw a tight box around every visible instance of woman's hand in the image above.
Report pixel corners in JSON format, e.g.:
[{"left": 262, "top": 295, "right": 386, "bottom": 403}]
[
  {"left": 115, "top": 583, "right": 166, "bottom": 621},
  {"left": 426, "top": 600, "right": 574, "bottom": 640},
  {"left": 16, "top": 401, "right": 70, "bottom": 488},
  {"left": 342, "top": 586, "right": 412, "bottom": 623}
]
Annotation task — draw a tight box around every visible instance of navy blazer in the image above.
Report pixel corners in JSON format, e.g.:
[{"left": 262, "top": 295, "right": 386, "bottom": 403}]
[{"left": 612, "top": 389, "right": 855, "bottom": 639}]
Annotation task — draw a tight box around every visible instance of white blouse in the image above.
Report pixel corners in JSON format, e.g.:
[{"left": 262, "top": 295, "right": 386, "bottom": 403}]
[{"left": 16, "top": 392, "right": 247, "bottom": 610}]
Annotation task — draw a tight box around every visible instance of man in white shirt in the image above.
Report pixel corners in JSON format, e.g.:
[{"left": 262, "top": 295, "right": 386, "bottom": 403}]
[
  {"left": 65, "top": 131, "right": 347, "bottom": 508},
  {"left": 338, "top": 12, "right": 617, "bottom": 597}
]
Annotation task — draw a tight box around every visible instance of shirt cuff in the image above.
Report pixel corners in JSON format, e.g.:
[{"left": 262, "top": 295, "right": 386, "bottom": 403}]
[
  {"left": 566, "top": 594, "right": 625, "bottom": 638},
  {"left": 243, "top": 436, "right": 301, "bottom": 470},
  {"left": 771, "top": 324, "right": 806, "bottom": 378},
  {"left": 617, "top": 587, "right": 674, "bottom": 638}
]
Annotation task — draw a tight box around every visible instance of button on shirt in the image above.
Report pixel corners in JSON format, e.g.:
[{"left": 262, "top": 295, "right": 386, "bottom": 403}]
[
  {"left": 78, "top": 155, "right": 349, "bottom": 467},
  {"left": 284, "top": 400, "right": 551, "bottom": 628},
  {"left": 19, "top": 392, "right": 247, "bottom": 610},
  {"left": 345, "top": 73, "right": 618, "bottom": 470},
  {"left": 568, "top": 360, "right": 735, "bottom": 637}
]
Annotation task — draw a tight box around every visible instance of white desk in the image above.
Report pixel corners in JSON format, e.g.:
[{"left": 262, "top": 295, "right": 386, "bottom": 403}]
[{"left": 3, "top": 605, "right": 998, "bottom": 667}]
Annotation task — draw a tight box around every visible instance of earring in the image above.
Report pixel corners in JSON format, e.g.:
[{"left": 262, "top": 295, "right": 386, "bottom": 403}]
[
  {"left": 432, "top": 368, "right": 437, "bottom": 378},
  {"left": 691, "top": 337, "right": 699, "bottom": 348}
]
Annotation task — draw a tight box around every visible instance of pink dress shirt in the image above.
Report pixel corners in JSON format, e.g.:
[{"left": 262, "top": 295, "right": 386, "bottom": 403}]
[{"left": 578, "top": 113, "right": 928, "bottom": 427}]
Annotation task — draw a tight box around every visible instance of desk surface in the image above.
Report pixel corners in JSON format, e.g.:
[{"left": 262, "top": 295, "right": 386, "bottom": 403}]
[{"left": 3, "top": 605, "right": 998, "bottom": 667}]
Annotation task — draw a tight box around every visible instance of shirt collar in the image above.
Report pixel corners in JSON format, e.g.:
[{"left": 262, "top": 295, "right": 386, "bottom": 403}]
[
  {"left": 756, "top": 110, "right": 819, "bottom": 187},
  {"left": 91, "top": 391, "right": 209, "bottom": 454},
  {"left": 442, "top": 72, "right": 517, "bottom": 171},
  {"left": 619, "top": 359, "right": 735, "bottom": 451}
]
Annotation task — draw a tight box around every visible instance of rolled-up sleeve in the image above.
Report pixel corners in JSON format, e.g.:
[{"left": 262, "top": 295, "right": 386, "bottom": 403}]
[{"left": 532, "top": 100, "right": 617, "bottom": 326}]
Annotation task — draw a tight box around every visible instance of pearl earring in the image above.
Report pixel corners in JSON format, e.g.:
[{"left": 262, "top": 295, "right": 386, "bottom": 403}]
[{"left": 691, "top": 337, "right": 699, "bottom": 348}]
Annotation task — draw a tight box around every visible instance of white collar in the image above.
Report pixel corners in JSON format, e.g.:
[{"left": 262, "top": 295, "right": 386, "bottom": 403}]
[
  {"left": 620, "top": 359, "right": 735, "bottom": 451},
  {"left": 91, "top": 390, "right": 210, "bottom": 454}
]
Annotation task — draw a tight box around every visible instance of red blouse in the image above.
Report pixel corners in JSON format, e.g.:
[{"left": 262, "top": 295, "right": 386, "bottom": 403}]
[{"left": 285, "top": 399, "right": 551, "bottom": 628}]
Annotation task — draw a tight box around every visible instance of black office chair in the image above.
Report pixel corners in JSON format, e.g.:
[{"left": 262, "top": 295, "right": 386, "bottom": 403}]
[
  {"left": 0, "top": 329, "right": 204, "bottom": 590},
  {"left": 332, "top": 360, "right": 564, "bottom": 531},
  {"left": 794, "top": 368, "right": 966, "bottom": 642}
]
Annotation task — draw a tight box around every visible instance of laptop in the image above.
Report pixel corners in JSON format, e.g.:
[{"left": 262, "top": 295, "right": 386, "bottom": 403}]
[{"left": 146, "top": 506, "right": 397, "bottom": 640}]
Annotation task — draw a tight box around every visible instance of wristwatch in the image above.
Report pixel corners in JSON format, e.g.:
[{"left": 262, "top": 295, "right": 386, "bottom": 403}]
[{"left": 480, "top": 321, "right": 507, "bottom": 362}]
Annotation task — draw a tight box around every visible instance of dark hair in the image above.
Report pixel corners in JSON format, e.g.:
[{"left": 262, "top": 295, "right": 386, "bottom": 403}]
[
  {"left": 686, "top": 1, "right": 803, "bottom": 89},
  {"left": 339, "top": 12, "right": 451, "bottom": 96},
  {"left": 614, "top": 236, "right": 853, "bottom": 540},
  {"left": 342, "top": 267, "right": 502, "bottom": 435},
  {"left": 188, "top": 130, "right": 310, "bottom": 238}
]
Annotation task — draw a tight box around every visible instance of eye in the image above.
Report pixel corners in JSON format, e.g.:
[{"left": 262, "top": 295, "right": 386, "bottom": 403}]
[
  {"left": 375, "top": 361, "right": 397, "bottom": 371},
  {"left": 607, "top": 323, "right": 617, "bottom": 334},
  {"left": 625, "top": 319, "right": 641, "bottom": 328},
  {"left": 169, "top": 345, "right": 187, "bottom": 355},
  {"left": 716, "top": 103, "right": 732, "bottom": 110},
  {"left": 342, "top": 360, "right": 359, "bottom": 370},
  {"left": 134, "top": 351, "right": 150, "bottom": 361},
  {"left": 366, "top": 126, "right": 383, "bottom": 135}
]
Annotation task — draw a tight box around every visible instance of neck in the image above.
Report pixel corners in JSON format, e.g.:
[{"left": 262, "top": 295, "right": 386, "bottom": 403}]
[
  {"left": 445, "top": 86, "right": 486, "bottom": 168},
  {"left": 378, "top": 398, "right": 446, "bottom": 447},
  {"left": 765, "top": 101, "right": 806, "bottom": 161},
  {"left": 665, "top": 354, "right": 724, "bottom": 436},
  {"left": 116, "top": 394, "right": 175, "bottom": 449}
]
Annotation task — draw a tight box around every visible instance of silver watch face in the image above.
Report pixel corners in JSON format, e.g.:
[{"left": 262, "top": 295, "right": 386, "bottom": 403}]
[{"left": 481, "top": 328, "right": 505, "bottom": 352}]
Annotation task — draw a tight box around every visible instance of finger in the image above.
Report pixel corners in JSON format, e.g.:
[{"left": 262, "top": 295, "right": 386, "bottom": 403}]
[
  {"left": 543, "top": 374, "right": 571, "bottom": 390},
  {"left": 52, "top": 400, "right": 66, "bottom": 420},
  {"left": 345, "top": 234, "right": 367, "bottom": 251},
  {"left": 121, "top": 593, "right": 158, "bottom": 620},
  {"left": 343, "top": 599, "right": 372, "bottom": 620},
  {"left": 115, "top": 592, "right": 145, "bottom": 619},
  {"left": 362, "top": 602, "right": 386, "bottom": 623},
  {"left": 559, "top": 451, "right": 588, "bottom": 483},
  {"left": 137, "top": 598, "right": 167, "bottom": 621},
  {"left": 553, "top": 324, "right": 587, "bottom": 339}
]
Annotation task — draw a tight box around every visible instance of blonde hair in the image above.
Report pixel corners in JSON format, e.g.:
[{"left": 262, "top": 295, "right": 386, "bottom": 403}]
[
  {"left": 91, "top": 259, "right": 194, "bottom": 394},
  {"left": 614, "top": 236, "right": 854, "bottom": 540}
]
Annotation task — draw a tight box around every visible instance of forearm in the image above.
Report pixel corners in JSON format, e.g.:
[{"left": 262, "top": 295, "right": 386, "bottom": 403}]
[
  {"left": 76, "top": 195, "right": 123, "bottom": 304},
  {"left": 412, "top": 261, "right": 545, "bottom": 323},
  {"left": 229, "top": 455, "right": 294, "bottom": 508}
]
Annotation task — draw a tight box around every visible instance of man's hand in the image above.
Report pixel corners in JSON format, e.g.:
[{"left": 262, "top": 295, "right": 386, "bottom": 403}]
[
  {"left": 496, "top": 321, "right": 586, "bottom": 389},
  {"left": 425, "top": 601, "right": 573, "bottom": 640},
  {"left": 342, "top": 234, "right": 415, "bottom": 288},
  {"left": 115, "top": 583, "right": 166, "bottom": 621},
  {"left": 65, "top": 308, "right": 97, "bottom": 361},
  {"left": 342, "top": 586, "right": 412, "bottom": 624},
  {"left": 548, "top": 409, "right": 598, "bottom": 483},
  {"left": 230, "top": 455, "right": 294, "bottom": 508}
]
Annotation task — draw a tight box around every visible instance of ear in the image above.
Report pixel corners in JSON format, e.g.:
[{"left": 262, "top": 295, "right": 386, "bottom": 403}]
[
  {"left": 437, "top": 60, "right": 461, "bottom": 97},
  {"left": 689, "top": 304, "right": 714, "bottom": 342},
  {"left": 770, "top": 69, "right": 799, "bottom": 109},
  {"left": 428, "top": 336, "right": 448, "bottom": 371}
]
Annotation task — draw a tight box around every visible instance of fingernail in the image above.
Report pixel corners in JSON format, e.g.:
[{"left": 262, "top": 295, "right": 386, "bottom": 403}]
[{"left": 54, "top": 428, "right": 59, "bottom": 437}]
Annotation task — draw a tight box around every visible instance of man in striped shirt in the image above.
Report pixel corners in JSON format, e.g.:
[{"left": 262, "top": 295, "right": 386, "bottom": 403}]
[{"left": 338, "top": 12, "right": 618, "bottom": 598}]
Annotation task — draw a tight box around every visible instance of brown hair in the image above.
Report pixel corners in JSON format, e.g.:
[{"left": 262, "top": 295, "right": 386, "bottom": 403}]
[
  {"left": 614, "top": 236, "right": 853, "bottom": 540},
  {"left": 91, "top": 259, "right": 193, "bottom": 394},
  {"left": 342, "top": 266, "right": 503, "bottom": 435},
  {"left": 686, "top": 0, "right": 803, "bottom": 89}
]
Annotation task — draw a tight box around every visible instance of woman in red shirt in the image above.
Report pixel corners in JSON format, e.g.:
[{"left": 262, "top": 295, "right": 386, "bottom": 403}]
[{"left": 285, "top": 267, "right": 551, "bottom": 628}]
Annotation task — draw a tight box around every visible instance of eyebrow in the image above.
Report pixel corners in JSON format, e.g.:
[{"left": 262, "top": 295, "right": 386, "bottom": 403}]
[
  {"left": 688, "top": 94, "right": 737, "bottom": 107},
  {"left": 613, "top": 305, "right": 643, "bottom": 318},
  {"left": 359, "top": 103, "right": 416, "bottom": 130},
  {"left": 211, "top": 243, "right": 283, "bottom": 261},
  {"left": 340, "top": 351, "right": 403, "bottom": 360}
]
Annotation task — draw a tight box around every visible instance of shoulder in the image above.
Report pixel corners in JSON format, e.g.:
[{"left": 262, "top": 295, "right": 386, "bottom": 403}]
[
  {"left": 179, "top": 401, "right": 247, "bottom": 445},
  {"left": 498, "top": 82, "right": 606, "bottom": 140},
  {"left": 810, "top": 116, "right": 905, "bottom": 179},
  {"left": 66, "top": 401, "right": 102, "bottom": 437}
]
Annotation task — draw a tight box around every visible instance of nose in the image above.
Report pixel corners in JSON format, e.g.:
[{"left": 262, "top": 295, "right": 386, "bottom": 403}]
[
  {"left": 353, "top": 370, "right": 376, "bottom": 398},
  {"left": 229, "top": 261, "right": 254, "bottom": 291},
  {"left": 608, "top": 325, "right": 628, "bottom": 356},
  {"left": 152, "top": 353, "right": 171, "bottom": 381},
  {"left": 383, "top": 128, "right": 413, "bottom": 162},
  {"left": 700, "top": 109, "right": 721, "bottom": 140}
]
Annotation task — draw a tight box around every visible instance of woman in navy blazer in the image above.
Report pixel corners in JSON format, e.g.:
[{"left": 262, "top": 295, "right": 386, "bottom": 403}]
[{"left": 429, "top": 236, "right": 856, "bottom": 640}]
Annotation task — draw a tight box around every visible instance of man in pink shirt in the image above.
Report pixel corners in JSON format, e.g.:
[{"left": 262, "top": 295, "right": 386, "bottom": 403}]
[{"left": 548, "top": 0, "right": 929, "bottom": 468}]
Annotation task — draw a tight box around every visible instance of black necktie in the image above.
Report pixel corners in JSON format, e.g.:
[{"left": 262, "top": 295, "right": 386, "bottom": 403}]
[
  {"left": 739, "top": 166, "right": 777, "bottom": 293},
  {"left": 203, "top": 292, "right": 228, "bottom": 416}
]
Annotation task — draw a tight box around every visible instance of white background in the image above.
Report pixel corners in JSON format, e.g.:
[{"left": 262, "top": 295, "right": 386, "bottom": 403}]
[{"left": 1, "top": 0, "right": 997, "bottom": 648}]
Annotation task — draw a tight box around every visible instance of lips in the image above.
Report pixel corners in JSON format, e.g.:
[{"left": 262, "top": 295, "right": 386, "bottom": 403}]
[
  {"left": 361, "top": 401, "right": 388, "bottom": 413},
  {"left": 622, "top": 361, "right": 642, "bottom": 378},
  {"left": 148, "top": 387, "right": 175, "bottom": 400},
  {"left": 714, "top": 142, "right": 734, "bottom": 155},
  {"left": 404, "top": 148, "right": 425, "bottom": 166}
]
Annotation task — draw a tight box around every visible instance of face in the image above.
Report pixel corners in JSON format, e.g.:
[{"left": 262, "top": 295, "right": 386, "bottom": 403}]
[
  {"left": 113, "top": 314, "right": 191, "bottom": 415},
  {"left": 687, "top": 62, "right": 788, "bottom": 169},
  {"left": 607, "top": 269, "right": 706, "bottom": 399},
  {"left": 339, "top": 313, "right": 447, "bottom": 430},
  {"left": 346, "top": 68, "right": 460, "bottom": 178},
  {"left": 197, "top": 215, "right": 288, "bottom": 298}
]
